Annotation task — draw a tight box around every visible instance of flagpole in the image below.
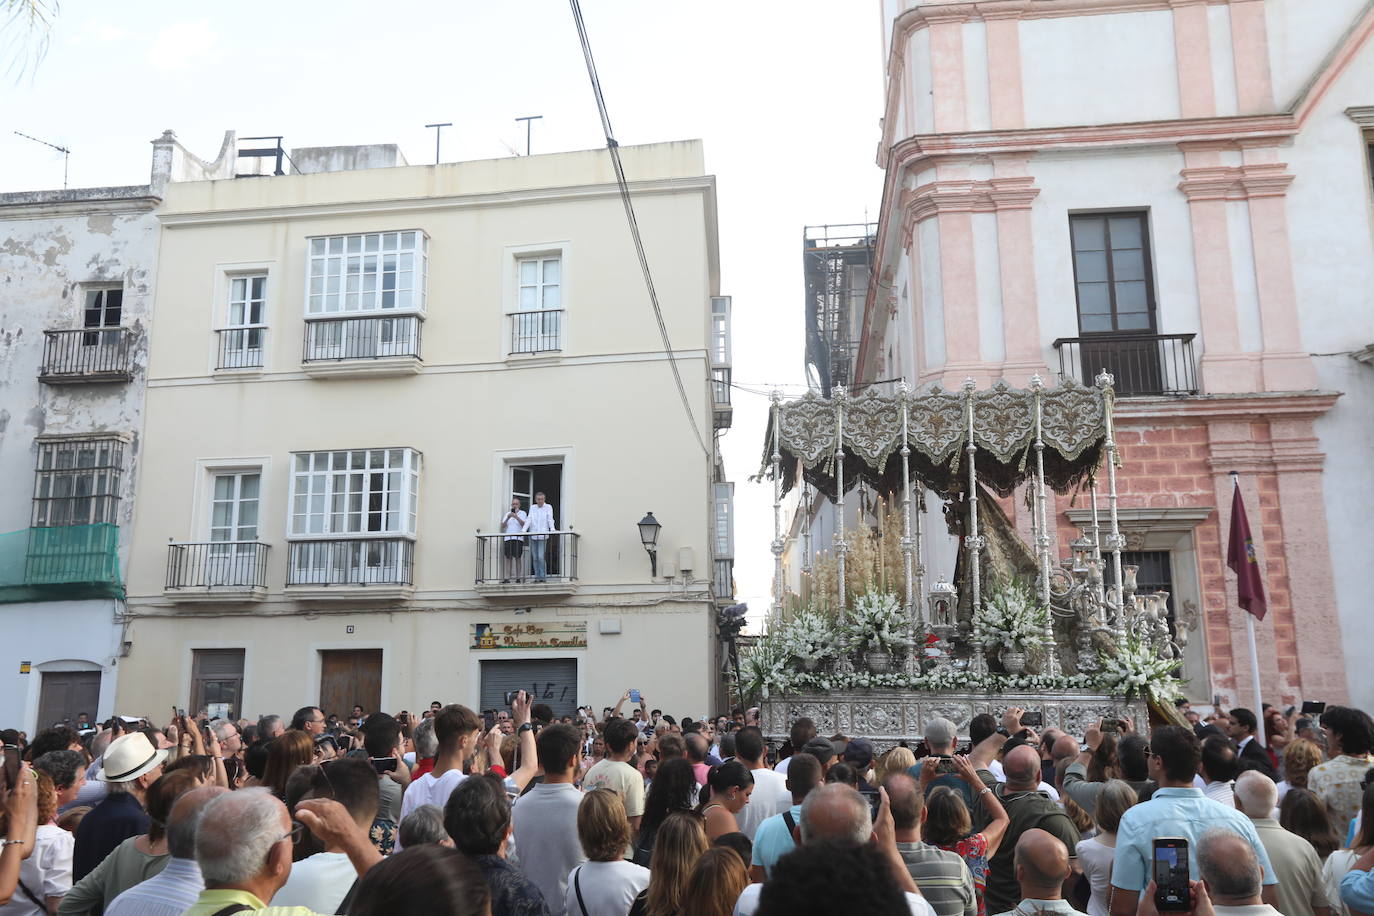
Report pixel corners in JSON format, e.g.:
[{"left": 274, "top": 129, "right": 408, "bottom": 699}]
[{"left": 1232, "top": 471, "right": 1267, "bottom": 747}]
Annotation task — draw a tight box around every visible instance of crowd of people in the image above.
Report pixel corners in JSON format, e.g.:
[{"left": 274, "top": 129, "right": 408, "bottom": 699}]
[{"left": 3, "top": 691, "right": 1374, "bottom": 916}]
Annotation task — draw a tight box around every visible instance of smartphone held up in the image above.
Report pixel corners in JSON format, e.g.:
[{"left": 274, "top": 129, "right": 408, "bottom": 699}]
[{"left": 1153, "top": 837, "right": 1191, "bottom": 911}]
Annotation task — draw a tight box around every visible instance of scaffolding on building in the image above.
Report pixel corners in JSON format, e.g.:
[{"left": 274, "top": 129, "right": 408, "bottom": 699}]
[{"left": 802, "top": 223, "right": 876, "bottom": 393}]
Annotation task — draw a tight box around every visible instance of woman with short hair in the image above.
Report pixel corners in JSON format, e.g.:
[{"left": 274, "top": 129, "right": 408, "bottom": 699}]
[
  {"left": 1075, "top": 779, "right": 1138, "bottom": 916},
  {"left": 261, "top": 731, "right": 313, "bottom": 803},
  {"left": 566, "top": 789, "right": 649, "bottom": 916}
]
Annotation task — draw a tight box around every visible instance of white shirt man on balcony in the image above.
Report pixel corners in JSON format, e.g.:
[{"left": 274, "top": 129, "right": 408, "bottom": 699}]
[
  {"left": 522, "top": 492, "right": 555, "bottom": 582},
  {"left": 501, "top": 499, "right": 527, "bottom": 583}
]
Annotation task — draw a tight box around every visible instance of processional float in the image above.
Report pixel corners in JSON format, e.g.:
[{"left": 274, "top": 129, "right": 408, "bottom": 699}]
[{"left": 755, "top": 374, "right": 1184, "bottom": 748}]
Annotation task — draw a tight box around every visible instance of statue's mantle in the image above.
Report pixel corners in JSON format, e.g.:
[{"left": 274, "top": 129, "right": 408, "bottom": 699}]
[{"left": 762, "top": 689, "right": 1147, "bottom": 752}]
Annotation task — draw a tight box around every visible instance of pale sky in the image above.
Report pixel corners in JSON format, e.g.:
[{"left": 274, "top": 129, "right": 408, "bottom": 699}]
[{"left": 0, "top": 1, "right": 885, "bottom": 631}]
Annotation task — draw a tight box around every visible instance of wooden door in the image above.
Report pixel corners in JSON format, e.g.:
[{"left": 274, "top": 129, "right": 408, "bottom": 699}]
[
  {"left": 37, "top": 670, "right": 101, "bottom": 729},
  {"left": 320, "top": 649, "right": 382, "bottom": 720}
]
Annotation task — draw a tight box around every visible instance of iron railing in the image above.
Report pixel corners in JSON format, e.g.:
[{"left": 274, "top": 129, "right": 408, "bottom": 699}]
[
  {"left": 286, "top": 537, "right": 414, "bottom": 586},
  {"left": 216, "top": 328, "right": 266, "bottom": 369},
  {"left": 1052, "top": 333, "right": 1198, "bottom": 396},
  {"left": 475, "top": 532, "right": 579, "bottom": 585},
  {"left": 714, "top": 557, "right": 734, "bottom": 601},
  {"left": 508, "top": 309, "right": 563, "bottom": 354},
  {"left": 302, "top": 316, "right": 422, "bottom": 363},
  {"left": 166, "top": 541, "right": 270, "bottom": 590},
  {"left": 40, "top": 328, "right": 133, "bottom": 381},
  {"left": 712, "top": 366, "right": 732, "bottom": 430}
]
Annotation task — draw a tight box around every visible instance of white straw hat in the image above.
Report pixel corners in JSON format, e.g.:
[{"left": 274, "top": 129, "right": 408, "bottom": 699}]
[{"left": 97, "top": 732, "right": 168, "bottom": 783}]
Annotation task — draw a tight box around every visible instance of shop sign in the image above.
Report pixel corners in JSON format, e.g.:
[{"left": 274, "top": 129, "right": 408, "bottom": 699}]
[{"left": 471, "top": 621, "right": 587, "bottom": 650}]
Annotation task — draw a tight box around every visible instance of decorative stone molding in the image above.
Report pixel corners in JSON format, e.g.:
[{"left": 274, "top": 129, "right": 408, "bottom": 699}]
[
  {"left": 902, "top": 177, "right": 1040, "bottom": 225},
  {"left": 1178, "top": 162, "right": 1294, "bottom": 201},
  {"left": 1347, "top": 106, "right": 1374, "bottom": 128}
]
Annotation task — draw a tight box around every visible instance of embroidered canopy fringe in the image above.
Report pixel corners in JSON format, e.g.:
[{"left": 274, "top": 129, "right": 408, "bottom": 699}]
[{"left": 762, "top": 379, "right": 1108, "bottom": 500}]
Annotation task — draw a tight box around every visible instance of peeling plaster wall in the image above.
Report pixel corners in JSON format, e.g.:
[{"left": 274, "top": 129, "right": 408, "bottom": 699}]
[{"left": 0, "top": 194, "right": 160, "bottom": 732}]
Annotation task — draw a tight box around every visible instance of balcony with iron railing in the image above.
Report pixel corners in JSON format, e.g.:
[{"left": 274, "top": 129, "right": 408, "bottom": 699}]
[
  {"left": 508, "top": 309, "right": 563, "bottom": 356},
  {"left": 712, "top": 367, "right": 733, "bottom": 430},
  {"left": 40, "top": 328, "right": 134, "bottom": 383},
  {"left": 216, "top": 328, "right": 266, "bottom": 370},
  {"left": 475, "top": 531, "right": 579, "bottom": 595},
  {"left": 165, "top": 541, "right": 270, "bottom": 601},
  {"left": 0, "top": 524, "right": 123, "bottom": 603},
  {"left": 714, "top": 557, "right": 734, "bottom": 605},
  {"left": 301, "top": 315, "right": 423, "bottom": 378},
  {"left": 285, "top": 537, "right": 415, "bottom": 599},
  {"left": 1052, "top": 333, "right": 1198, "bottom": 397}
]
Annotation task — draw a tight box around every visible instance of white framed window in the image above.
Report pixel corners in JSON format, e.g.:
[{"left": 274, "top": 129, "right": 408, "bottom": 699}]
[
  {"left": 307, "top": 231, "right": 428, "bottom": 316},
  {"left": 210, "top": 472, "right": 261, "bottom": 543},
  {"left": 288, "top": 448, "right": 420, "bottom": 537},
  {"left": 711, "top": 296, "right": 732, "bottom": 366},
  {"left": 220, "top": 275, "right": 268, "bottom": 368},
  {"left": 713, "top": 482, "right": 734, "bottom": 558},
  {"left": 518, "top": 256, "right": 561, "bottom": 311},
  {"left": 82, "top": 287, "right": 123, "bottom": 348},
  {"left": 32, "top": 437, "right": 125, "bottom": 527}
]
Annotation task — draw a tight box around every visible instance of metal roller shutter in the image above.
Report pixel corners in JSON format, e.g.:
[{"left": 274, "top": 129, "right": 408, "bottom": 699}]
[{"left": 479, "top": 658, "right": 578, "bottom": 718}]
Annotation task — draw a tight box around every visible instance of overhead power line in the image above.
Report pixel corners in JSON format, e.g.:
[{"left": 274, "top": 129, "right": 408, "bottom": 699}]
[{"left": 567, "top": 0, "right": 710, "bottom": 458}]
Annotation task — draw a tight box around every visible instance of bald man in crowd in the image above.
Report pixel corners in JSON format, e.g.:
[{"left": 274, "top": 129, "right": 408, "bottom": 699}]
[
  {"left": 975, "top": 707, "right": 1082, "bottom": 916},
  {"left": 1195, "top": 827, "right": 1283, "bottom": 916},
  {"left": 992, "top": 829, "right": 1090, "bottom": 916}
]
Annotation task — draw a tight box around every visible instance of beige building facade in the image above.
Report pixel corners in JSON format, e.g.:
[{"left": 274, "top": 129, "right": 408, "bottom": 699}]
[{"left": 116, "top": 139, "right": 734, "bottom": 721}]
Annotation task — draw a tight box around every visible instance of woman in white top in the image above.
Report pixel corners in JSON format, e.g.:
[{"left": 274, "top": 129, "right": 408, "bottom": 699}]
[
  {"left": 1324, "top": 784, "right": 1374, "bottom": 916},
  {"left": 1075, "top": 779, "right": 1139, "bottom": 916},
  {"left": 0, "top": 770, "right": 73, "bottom": 916},
  {"left": 567, "top": 788, "right": 649, "bottom": 916}
]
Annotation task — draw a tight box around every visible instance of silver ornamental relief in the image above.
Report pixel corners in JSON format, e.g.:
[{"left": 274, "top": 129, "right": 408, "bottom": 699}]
[
  {"left": 778, "top": 393, "right": 837, "bottom": 465},
  {"left": 855, "top": 704, "right": 903, "bottom": 736},
  {"left": 843, "top": 388, "right": 903, "bottom": 472},
  {"left": 926, "top": 704, "right": 972, "bottom": 731},
  {"left": 972, "top": 383, "right": 1034, "bottom": 463},
  {"left": 790, "top": 703, "right": 836, "bottom": 735}
]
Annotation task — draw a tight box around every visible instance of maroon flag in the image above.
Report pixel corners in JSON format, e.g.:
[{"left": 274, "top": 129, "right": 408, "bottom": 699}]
[{"left": 1226, "top": 477, "right": 1267, "bottom": 620}]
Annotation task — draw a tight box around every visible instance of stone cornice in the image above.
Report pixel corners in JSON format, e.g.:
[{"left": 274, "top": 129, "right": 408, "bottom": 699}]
[
  {"left": 901, "top": 176, "right": 1041, "bottom": 226},
  {"left": 1112, "top": 390, "right": 1340, "bottom": 422},
  {"left": 1347, "top": 106, "right": 1374, "bottom": 128},
  {"left": 1178, "top": 161, "right": 1295, "bottom": 201}
]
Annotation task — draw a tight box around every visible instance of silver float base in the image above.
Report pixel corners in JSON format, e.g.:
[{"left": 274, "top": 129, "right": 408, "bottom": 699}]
[{"left": 761, "top": 689, "right": 1148, "bottom": 752}]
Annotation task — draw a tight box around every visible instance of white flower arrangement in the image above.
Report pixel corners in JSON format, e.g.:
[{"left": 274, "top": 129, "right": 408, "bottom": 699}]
[
  {"left": 1096, "top": 635, "right": 1182, "bottom": 703},
  {"left": 742, "top": 629, "right": 793, "bottom": 701},
  {"left": 973, "top": 578, "right": 1049, "bottom": 651},
  {"left": 841, "top": 590, "right": 914, "bottom": 654},
  {"left": 779, "top": 609, "right": 838, "bottom": 663}
]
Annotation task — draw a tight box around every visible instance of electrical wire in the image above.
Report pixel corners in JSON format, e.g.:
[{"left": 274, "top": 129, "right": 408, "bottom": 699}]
[{"left": 567, "top": 0, "right": 710, "bottom": 458}]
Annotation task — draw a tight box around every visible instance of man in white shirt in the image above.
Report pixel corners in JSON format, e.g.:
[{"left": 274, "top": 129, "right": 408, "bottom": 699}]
[
  {"left": 273, "top": 757, "right": 379, "bottom": 914},
  {"left": 105, "top": 786, "right": 221, "bottom": 916},
  {"left": 735, "top": 726, "right": 792, "bottom": 841},
  {"left": 522, "top": 491, "right": 555, "bottom": 581},
  {"left": 397, "top": 703, "right": 483, "bottom": 841},
  {"left": 500, "top": 498, "right": 528, "bottom": 582},
  {"left": 775, "top": 717, "right": 817, "bottom": 776},
  {"left": 1200, "top": 734, "right": 1241, "bottom": 808}
]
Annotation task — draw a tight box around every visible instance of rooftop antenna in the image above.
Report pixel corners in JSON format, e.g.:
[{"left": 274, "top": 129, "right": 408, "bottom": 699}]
[
  {"left": 514, "top": 115, "right": 543, "bottom": 156},
  {"left": 424, "top": 122, "right": 452, "bottom": 165},
  {"left": 14, "top": 131, "right": 70, "bottom": 189}
]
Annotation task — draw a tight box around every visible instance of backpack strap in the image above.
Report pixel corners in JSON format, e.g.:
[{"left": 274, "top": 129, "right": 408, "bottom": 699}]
[
  {"left": 210, "top": 906, "right": 254, "bottom": 916},
  {"left": 574, "top": 866, "right": 591, "bottom": 916},
  {"left": 16, "top": 878, "right": 45, "bottom": 912},
  {"left": 782, "top": 810, "right": 797, "bottom": 834}
]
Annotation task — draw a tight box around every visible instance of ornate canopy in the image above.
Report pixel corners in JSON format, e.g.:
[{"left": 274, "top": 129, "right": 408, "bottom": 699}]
[{"left": 763, "top": 378, "right": 1110, "bottom": 499}]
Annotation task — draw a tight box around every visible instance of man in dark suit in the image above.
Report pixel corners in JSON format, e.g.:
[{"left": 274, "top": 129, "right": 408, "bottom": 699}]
[{"left": 1227, "top": 707, "right": 1278, "bottom": 779}]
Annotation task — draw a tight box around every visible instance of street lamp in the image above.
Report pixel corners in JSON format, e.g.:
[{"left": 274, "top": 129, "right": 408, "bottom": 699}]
[{"left": 637, "top": 512, "right": 661, "bottom": 576}]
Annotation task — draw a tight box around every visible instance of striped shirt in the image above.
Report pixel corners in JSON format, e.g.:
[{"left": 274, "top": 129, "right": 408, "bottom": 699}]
[
  {"left": 103, "top": 857, "right": 204, "bottom": 916},
  {"left": 897, "top": 841, "right": 978, "bottom": 916}
]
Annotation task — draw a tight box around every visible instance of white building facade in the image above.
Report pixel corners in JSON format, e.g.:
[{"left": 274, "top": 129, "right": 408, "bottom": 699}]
[
  {"left": 852, "top": 0, "right": 1374, "bottom": 706},
  {"left": 115, "top": 140, "right": 734, "bottom": 721},
  {"left": 0, "top": 131, "right": 238, "bottom": 733}
]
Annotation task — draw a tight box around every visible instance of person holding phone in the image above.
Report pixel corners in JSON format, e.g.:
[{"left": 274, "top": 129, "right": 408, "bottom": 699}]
[
  {"left": 1106, "top": 726, "right": 1278, "bottom": 916},
  {"left": 499, "top": 498, "right": 528, "bottom": 583}
]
